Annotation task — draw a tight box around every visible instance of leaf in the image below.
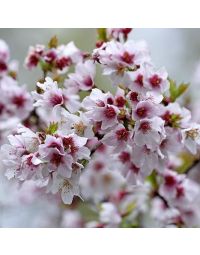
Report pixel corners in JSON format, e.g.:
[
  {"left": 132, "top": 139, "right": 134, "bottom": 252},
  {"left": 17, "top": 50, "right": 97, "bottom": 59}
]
[
  {"left": 146, "top": 170, "right": 158, "bottom": 190},
  {"left": 177, "top": 83, "right": 189, "bottom": 97},
  {"left": 97, "top": 28, "right": 107, "bottom": 42},
  {"left": 46, "top": 122, "right": 58, "bottom": 135},
  {"left": 39, "top": 59, "right": 52, "bottom": 73},
  {"left": 48, "top": 35, "right": 58, "bottom": 48},
  {"left": 169, "top": 79, "right": 189, "bottom": 102},
  {"left": 177, "top": 152, "right": 197, "bottom": 174}
]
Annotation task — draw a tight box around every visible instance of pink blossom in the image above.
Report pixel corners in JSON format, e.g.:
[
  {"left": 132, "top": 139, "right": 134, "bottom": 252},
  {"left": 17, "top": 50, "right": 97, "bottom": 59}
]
[
  {"left": 68, "top": 60, "right": 96, "bottom": 91},
  {"left": 82, "top": 88, "right": 120, "bottom": 130},
  {"left": 133, "top": 117, "right": 166, "bottom": 151},
  {"left": 143, "top": 64, "right": 169, "bottom": 93},
  {"left": 102, "top": 124, "right": 131, "bottom": 152}
]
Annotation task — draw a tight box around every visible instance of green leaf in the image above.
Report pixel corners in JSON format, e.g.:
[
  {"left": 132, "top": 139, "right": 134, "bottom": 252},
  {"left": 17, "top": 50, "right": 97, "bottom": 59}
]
[
  {"left": 39, "top": 59, "right": 52, "bottom": 73},
  {"left": 46, "top": 122, "right": 58, "bottom": 135},
  {"left": 177, "top": 152, "right": 197, "bottom": 174},
  {"left": 177, "top": 83, "right": 189, "bottom": 97},
  {"left": 146, "top": 170, "right": 158, "bottom": 190},
  {"left": 169, "top": 79, "right": 189, "bottom": 102}
]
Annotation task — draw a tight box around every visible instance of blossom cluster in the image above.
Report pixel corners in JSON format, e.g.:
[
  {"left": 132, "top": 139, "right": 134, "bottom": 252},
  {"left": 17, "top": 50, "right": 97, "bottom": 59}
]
[
  {"left": 1, "top": 29, "right": 200, "bottom": 227},
  {"left": 0, "top": 40, "right": 33, "bottom": 145}
]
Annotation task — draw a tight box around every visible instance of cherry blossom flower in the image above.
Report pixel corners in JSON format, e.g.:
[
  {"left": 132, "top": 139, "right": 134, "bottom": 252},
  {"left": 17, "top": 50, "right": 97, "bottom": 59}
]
[
  {"left": 132, "top": 99, "right": 161, "bottom": 120},
  {"left": 133, "top": 117, "right": 166, "bottom": 151},
  {"left": 25, "top": 44, "right": 45, "bottom": 70},
  {"left": 161, "top": 102, "right": 191, "bottom": 128},
  {"left": 106, "top": 28, "right": 132, "bottom": 41},
  {"left": 181, "top": 123, "right": 200, "bottom": 154},
  {"left": 68, "top": 60, "right": 96, "bottom": 91},
  {"left": 80, "top": 152, "right": 125, "bottom": 202},
  {"left": 143, "top": 64, "right": 169, "bottom": 94},
  {"left": 102, "top": 124, "right": 131, "bottom": 152},
  {"left": 99, "top": 202, "right": 121, "bottom": 227},
  {"left": 58, "top": 109, "right": 94, "bottom": 138},
  {"left": 32, "top": 77, "right": 64, "bottom": 113},
  {"left": 25, "top": 41, "right": 83, "bottom": 73},
  {"left": 93, "top": 40, "right": 150, "bottom": 85},
  {"left": 82, "top": 88, "right": 120, "bottom": 130},
  {"left": 49, "top": 171, "right": 81, "bottom": 204}
]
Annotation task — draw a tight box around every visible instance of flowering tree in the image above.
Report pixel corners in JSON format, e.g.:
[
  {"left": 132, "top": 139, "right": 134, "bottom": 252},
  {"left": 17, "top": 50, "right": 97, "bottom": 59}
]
[{"left": 1, "top": 28, "right": 200, "bottom": 227}]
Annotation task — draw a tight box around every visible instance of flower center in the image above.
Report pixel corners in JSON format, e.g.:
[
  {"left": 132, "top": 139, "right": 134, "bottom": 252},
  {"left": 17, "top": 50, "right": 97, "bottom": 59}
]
[
  {"left": 116, "top": 128, "right": 129, "bottom": 141},
  {"left": 149, "top": 74, "right": 162, "bottom": 88},
  {"left": 93, "top": 161, "right": 104, "bottom": 171},
  {"left": 121, "top": 51, "right": 134, "bottom": 64},
  {"left": 50, "top": 94, "right": 63, "bottom": 106},
  {"left": 0, "top": 60, "right": 7, "bottom": 72},
  {"left": 0, "top": 103, "right": 5, "bottom": 115},
  {"left": 130, "top": 92, "right": 139, "bottom": 103},
  {"left": 104, "top": 106, "right": 116, "bottom": 119},
  {"left": 165, "top": 175, "right": 177, "bottom": 187},
  {"left": 130, "top": 163, "right": 140, "bottom": 174},
  {"left": 176, "top": 185, "right": 185, "bottom": 199},
  {"left": 63, "top": 137, "right": 78, "bottom": 155},
  {"left": 56, "top": 57, "right": 72, "bottom": 70},
  {"left": 83, "top": 76, "right": 93, "bottom": 87},
  {"left": 139, "top": 121, "right": 151, "bottom": 133},
  {"left": 119, "top": 151, "right": 130, "bottom": 163},
  {"left": 48, "top": 142, "right": 61, "bottom": 150},
  {"left": 50, "top": 153, "right": 63, "bottom": 167},
  {"left": 74, "top": 121, "right": 85, "bottom": 135},
  {"left": 115, "top": 96, "right": 125, "bottom": 107},
  {"left": 186, "top": 128, "right": 199, "bottom": 140},
  {"left": 135, "top": 74, "right": 143, "bottom": 87},
  {"left": 136, "top": 106, "right": 148, "bottom": 118},
  {"left": 12, "top": 95, "right": 26, "bottom": 108}
]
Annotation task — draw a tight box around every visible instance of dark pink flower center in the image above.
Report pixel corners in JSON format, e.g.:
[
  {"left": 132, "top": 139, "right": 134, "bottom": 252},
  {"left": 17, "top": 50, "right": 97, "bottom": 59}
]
[
  {"left": 116, "top": 128, "right": 129, "bottom": 141},
  {"left": 83, "top": 76, "right": 93, "bottom": 87},
  {"left": 29, "top": 54, "right": 39, "bottom": 67},
  {"left": 121, "top": 28, "right": 132, "bottom": 36},
  {"left": 48, "top": 142, "right": 61, "bottom": 150},
  {"left": 0, "top": 103, "right": 5, "bottom": 115},
  {"left": 56, "top": 57, "right": 72, "bottom": 70},
  {"left": 107, "top": 97, "right": 114, "bottom": 105},
  {"left": 149, "top": 74, "right": 162, "bottom": 88},
  {"left": 119, "top": 151, "right": 130, "bottom": 163},
  {"left": 50, "top": 153, "right": 63, "bottom": 167},
  {"left": 135, "top": 74, "right": 143, "bottom": 87},
  {"left": 26, "top": 155, "right": 33, "bottom": 166},
  {"left": 93, "top": 161, "right": 104, "bottom": 171},
  {"left": 12, "top": 95, "right": 26, "bottom": 108},
  {"left": 139, "top": 121, "right": 151, "bottom": 133},
  {"left": 130, "top": 91, "right": 139, "bottom": 103},
  {"left": 161, "top": 111, "right": 171, "bottom": 124},
  {"left": 0, "top": 60, "right": 7, "bottom": 72},
  {"left": 115, "top": 96, "right": 125, "bottom": 107},
  {"left": 104, "top": 106, "right": 116, "bottom": 119},
  {"left": 130, "top": 163, "right": 140, "bottom": 174},
  {"left": 63, "top": 137, "right": 78, "bottom": 155},
  {"left": 50, "top": 94, "right": 63, "bottom": 106},
  {"left": 121, "top": 51, "right": 134, "bottom": 64},
  {"left": 165, "top": 175, "right": 177, "bottom": 187},
  {"left": 176, "top": 185, "right": 185, "bottom": 199},
  {"left": 44, "top": 51, "right": 57, "bottom": 63},
  {"left": 136, "top": 106, "right": 148, "bottom": 118}
]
